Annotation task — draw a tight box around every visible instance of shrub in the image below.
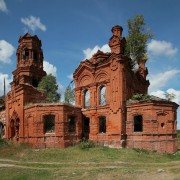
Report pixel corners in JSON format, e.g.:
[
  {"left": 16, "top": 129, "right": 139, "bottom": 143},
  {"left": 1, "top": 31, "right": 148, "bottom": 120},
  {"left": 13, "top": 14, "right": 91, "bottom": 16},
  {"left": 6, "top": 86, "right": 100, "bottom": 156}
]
[{"left": 78, "top": 138, "right": 95, "bottom": 149}]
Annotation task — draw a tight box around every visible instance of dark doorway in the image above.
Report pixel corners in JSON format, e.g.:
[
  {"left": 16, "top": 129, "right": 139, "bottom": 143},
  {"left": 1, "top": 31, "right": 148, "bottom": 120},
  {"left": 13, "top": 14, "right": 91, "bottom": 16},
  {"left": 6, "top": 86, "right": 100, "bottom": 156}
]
[{"left": 82, "top": 116, "right": 90, "bottom": 139}]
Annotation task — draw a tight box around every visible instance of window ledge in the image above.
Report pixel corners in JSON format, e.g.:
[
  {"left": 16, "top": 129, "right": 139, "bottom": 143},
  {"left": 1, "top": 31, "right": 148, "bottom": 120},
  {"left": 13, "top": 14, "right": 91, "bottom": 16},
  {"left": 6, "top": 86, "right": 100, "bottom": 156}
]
[{"left": 45, "top": 132, "right": 55, "bottom": 136}]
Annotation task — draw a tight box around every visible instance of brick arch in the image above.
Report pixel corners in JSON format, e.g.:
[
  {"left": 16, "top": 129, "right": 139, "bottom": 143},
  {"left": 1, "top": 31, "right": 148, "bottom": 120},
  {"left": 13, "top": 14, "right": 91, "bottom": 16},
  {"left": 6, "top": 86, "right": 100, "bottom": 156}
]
[
  {"left": 95, "top": 71, "right": 109, "bottom": 82},
  {"left": 79, "top": 73, "right": 92, "bottom": 86}
]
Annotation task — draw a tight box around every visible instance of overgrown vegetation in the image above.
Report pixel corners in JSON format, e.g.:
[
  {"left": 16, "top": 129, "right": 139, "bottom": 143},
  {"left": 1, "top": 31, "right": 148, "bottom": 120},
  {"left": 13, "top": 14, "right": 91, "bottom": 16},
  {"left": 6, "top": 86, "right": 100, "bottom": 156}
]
[
  {"left": 164, "top": 92, "right": 176, "bottom": 101},
  {"left": 131, "top": 93, "right": 151, "bottom": 101},
  {"left": 125, "top": 15, "right": 153, "bottom": 69}
]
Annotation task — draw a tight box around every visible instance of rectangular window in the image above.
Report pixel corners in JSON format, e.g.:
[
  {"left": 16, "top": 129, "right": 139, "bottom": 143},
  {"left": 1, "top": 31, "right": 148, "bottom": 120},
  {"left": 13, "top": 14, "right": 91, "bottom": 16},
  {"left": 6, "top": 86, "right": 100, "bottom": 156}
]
[
  {"left": 134, "top": 115, "right": 143, "bottom": 132},
  {"left": 68, "top": 117, "right": 76, "bottom": 133},
  {"left": 44, "top": 115, "right": 55, "bottom": 133}
]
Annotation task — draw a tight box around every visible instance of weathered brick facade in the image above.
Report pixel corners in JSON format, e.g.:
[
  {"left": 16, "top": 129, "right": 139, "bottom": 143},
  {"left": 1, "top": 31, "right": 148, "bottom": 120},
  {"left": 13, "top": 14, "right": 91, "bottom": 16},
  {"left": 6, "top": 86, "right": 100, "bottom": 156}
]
[
  {"left": 5, "top": 25, "right": 179, "bottom": 153},
  {"left": 5, "top": 33, "right": 82, "bottom": 148},
  {"left": 73, "top": 25, "right": 179, "bottom": 153}
]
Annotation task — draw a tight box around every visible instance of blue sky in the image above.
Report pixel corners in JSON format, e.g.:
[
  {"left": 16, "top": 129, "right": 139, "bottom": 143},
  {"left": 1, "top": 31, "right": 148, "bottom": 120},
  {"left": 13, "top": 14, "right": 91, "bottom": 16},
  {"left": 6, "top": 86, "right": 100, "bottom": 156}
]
[{"left": 0, "top": 0, "right": 180, "bottom": 127}]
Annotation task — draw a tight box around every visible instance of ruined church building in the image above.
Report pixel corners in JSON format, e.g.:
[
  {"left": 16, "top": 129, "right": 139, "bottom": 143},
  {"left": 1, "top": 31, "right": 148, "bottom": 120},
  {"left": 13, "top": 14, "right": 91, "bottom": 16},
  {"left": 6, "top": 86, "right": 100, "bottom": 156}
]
[{"left": 0, "top": 25, "right": 179, "bottom": 153}]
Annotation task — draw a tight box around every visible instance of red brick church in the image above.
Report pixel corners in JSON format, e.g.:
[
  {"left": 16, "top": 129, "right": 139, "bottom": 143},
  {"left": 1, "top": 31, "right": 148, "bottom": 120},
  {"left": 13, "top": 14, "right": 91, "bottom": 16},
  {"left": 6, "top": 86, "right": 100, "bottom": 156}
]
[{"left": 3, "top": 25, "right": 179, "bottom": 153}]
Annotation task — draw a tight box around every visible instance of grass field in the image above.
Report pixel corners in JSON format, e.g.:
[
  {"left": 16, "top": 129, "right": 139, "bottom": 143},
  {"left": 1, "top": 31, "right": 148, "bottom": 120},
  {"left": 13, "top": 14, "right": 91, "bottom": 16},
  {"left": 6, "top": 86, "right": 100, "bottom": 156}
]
[{"left": 0, "top": 131, "right": 180, "bottom": 180}]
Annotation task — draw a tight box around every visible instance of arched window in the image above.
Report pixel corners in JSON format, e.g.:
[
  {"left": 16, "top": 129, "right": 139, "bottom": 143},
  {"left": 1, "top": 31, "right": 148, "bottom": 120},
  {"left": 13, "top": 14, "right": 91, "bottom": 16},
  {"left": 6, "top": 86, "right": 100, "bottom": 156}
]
[
  {"left": 44, "top": 115, "right": 55, "bottom": 133},
  {"left": 99, "top": 116, "right": 106, "bottom": 133},
  {"left": 100, "top": 86, "right": 106, "bottom": 105},
  {"left": 84, "top": 90, "right": 90, "bottom": 108},
  {"left": 134, "top": 115, "right": 143, "bottom": 132},
  {"left": 25, "top": 49, "right": 29, "bottom": 60},
  {"left": 10, "top": 120, "right": 15, "bottom": 138}
]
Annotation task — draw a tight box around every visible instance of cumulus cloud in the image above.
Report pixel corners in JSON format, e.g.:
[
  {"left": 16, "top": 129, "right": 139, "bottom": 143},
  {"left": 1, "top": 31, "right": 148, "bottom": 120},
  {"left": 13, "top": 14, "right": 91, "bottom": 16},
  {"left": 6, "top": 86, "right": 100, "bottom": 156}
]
[
  {"left": 147, "top": 39, "right": 178, "bottom": 57},
  {"left": 148, "top": 69, "right": 180, "bottom": 93},
  {"left": 21, "top": 15, "right": 46, "bottom": 32},
  {"left": 43, "top": 60, "right": 57, "bottom": 77},
  {"left": 150, "top": 89, "right": 180, "bottom": 105},
  {"left": 0, "top": 0, "right": 8, "bottom": 13},
  {"left": 0, "top": 73, "right": 12, "bottom": 96},
  {"left": 83, "top": 44, "right": 111, "bottom": 59},
  {"left": 0, "top": 40, "right": 15, "bottom": 64}
]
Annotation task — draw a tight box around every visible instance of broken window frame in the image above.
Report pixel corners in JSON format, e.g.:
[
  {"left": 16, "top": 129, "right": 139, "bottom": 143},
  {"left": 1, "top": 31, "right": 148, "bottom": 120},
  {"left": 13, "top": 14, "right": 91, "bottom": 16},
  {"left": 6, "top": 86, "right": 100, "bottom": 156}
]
[{"left": 43, "top": 114, "right": 55, "bottom": 133}]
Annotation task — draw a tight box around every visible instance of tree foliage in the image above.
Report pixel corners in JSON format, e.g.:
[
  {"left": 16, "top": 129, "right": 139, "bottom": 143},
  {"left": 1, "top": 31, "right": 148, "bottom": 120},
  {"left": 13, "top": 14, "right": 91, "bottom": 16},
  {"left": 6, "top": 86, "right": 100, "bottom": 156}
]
[
  {"left": 38, "top": 74, "right": 60, "bottom": 102},
  {"left": 164, "top": 92, "right": 175, "bottom": 101},
  {"left": 64, "top": 84, "right": 75, "bottom": 104},
  {"left": 125, "top": 15, "right": 153, "bottom": 68}
]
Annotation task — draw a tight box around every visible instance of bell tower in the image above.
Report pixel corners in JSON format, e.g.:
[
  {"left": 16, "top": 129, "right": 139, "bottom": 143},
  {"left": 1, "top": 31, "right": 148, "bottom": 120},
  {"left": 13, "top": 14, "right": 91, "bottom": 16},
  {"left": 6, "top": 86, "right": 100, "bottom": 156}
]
[
  {"left": 13, "top": 33, "right": 46, "bottom": 89},
  {"left": 6, "top": 34, "right": 47, "bottom": 142}
]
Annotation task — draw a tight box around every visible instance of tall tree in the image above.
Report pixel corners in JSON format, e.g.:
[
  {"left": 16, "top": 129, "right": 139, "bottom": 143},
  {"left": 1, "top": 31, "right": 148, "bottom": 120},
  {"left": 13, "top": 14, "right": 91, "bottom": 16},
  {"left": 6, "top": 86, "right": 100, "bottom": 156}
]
[
  {"left": 64, "top": 84, "right": 75, "bottom": 105},
  {"left": 38, "top": 74, "right": 61, "bottom": 102},
  {"left": 125, "top": 15, "right": 153, "bottom": 68}
]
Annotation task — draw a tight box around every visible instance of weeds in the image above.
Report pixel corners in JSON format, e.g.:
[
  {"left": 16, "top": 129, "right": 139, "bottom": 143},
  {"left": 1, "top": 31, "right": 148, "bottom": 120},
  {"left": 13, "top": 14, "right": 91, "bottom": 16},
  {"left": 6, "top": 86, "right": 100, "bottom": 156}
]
[{"left": 78, "top": 138, "right": 95, "bottom": 149}]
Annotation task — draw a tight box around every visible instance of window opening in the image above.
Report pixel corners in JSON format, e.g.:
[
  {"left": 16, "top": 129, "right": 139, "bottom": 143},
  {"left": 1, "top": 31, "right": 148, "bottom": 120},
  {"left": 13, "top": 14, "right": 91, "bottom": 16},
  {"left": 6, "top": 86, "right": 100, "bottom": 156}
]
[
  {"left": 25, "top": 50, "right": 29, "bottom": 60},
  {"left": 0, "top": 123, "right": 4, "bottom": 138},
  {"left": 99, "top": 116, "right": 106, "bottom": 133},
  {"left": 161, "top": 123, "right": 165, "bottom": 128},
  {"left": 34, "top": 52, "right": 37, "bottom": 60},
  {"left": 134, "top": 115, "right": 143, "bottom": 132},
  {"left": 10, "top": 120, "right": 15, "bottom": 138},
  {"left": 68, "top": 116, "right": 76, "bottom": 133},
  {"left": 84, "top": 90, "right": 90, "bottom": 108},
  {"left": 100, "top": 86, "right": 106, "bottom": 105},
  {"left": 44, "top": 115, "right": 55, "bottom": 133},
  {"left": 32, "top": 78, "right": 38, "bottom": 87}
]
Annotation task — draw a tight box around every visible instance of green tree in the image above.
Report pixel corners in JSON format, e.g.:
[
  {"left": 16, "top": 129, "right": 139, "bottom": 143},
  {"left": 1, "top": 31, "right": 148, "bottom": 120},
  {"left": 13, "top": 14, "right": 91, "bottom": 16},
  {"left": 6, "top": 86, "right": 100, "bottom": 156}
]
[
  {"left": 164, "top": 92, "right": 175, "bottom": 101},
  {"left": 125, "top": 15, "right": 153, "bottom": 68},
  {"left": 64, "top": 84, "right": 75, "bottom": 104},
  {"left": 38, "top": 74, "right": 61, "bottom": 102}
]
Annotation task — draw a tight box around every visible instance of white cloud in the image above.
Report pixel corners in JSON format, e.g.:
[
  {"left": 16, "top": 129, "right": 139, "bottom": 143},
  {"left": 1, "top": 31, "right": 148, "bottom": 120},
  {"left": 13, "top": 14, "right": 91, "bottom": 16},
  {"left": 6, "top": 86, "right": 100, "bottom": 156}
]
[
  {"left": 21, "top": 16, "right": 46, "bottom": 32},
  {"left": 150, "top": 88, "right": 180, "bottom": 105},
  {"left": 0, "top": 40, "right": 15, "bottom": 64},
  {"left": 67, "top": 73, "right": 73, "bottom": 80},
  {"left": 148, "top": 39, "right": 178, "bottom": 57},
  {"left": 167, "top": 88, "right": 180, "bottom": 105},
  {"left": 148, "top": 69, "right": 180, "bottom": 93},
  {"left": 83, "top": 44, "right": 110, "bottom": 59},
  {"left": 43, "top": 60, "right": 57, "bottom": 77},
  {"left": 0, "top": 0, "right": 8, "bottom": 13},
  {"left": 0, "top": 73, "right": 12, "bottom": 96}
]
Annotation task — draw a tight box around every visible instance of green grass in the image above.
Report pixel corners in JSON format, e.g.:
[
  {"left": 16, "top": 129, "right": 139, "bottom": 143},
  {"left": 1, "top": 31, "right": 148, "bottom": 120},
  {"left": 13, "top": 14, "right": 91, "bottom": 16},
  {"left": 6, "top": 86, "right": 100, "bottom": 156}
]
[{"left": 0, "top": 132, "right": 180, "bottom": 179}]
